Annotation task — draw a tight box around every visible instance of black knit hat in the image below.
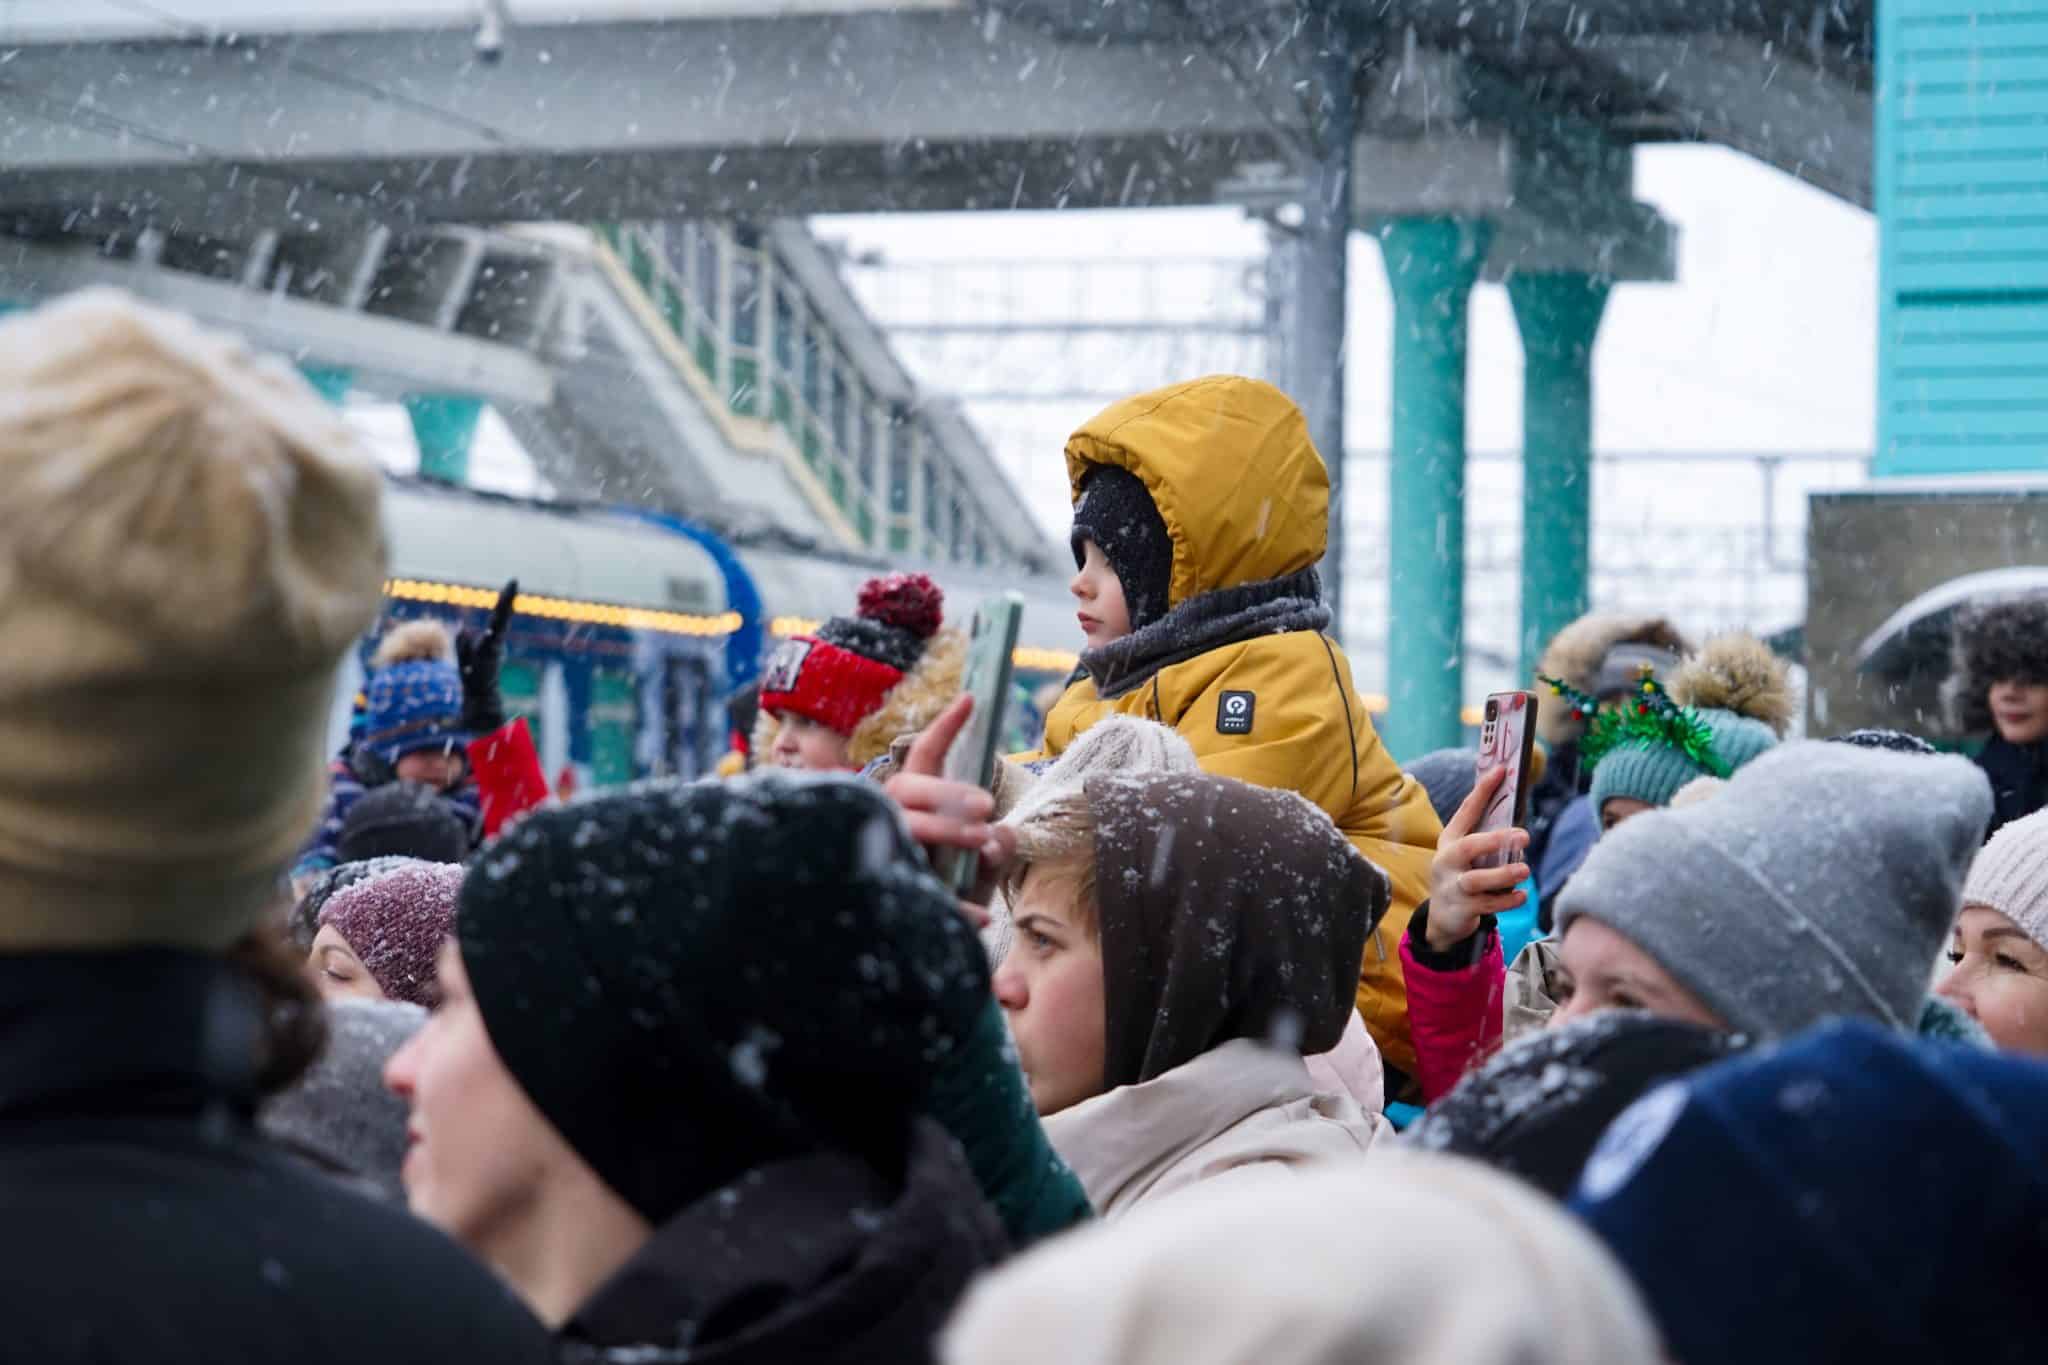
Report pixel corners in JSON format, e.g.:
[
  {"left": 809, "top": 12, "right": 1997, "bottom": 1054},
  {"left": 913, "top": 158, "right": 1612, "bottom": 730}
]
[
  {"left": 457, "top": 772, "right": 992, "bottom": 1225},
  {"left": 1405, "top": 1011, "right": 1750, "bottom": 1199},
  {"left": 338, "top": 781, "right": 475, "bottom": 866},
  {"left": 1070, "top": 465, "right": 1174, "bottom": 632}
]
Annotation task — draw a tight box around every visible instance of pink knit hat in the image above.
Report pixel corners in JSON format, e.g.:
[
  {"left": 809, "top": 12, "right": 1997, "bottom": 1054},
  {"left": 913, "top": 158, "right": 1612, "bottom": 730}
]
[{"left": 318, "top": 863, "right": 464, "bottom": 1006}]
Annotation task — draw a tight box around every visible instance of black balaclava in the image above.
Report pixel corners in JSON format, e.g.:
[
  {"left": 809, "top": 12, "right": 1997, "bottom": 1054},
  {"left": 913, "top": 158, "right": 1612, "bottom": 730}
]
[
  {"left": 1070, "top": 465, "right": 1174, "bottom": 633},
  {"left": 457, "top": 772, "right": 991, "bottom": 1226}
]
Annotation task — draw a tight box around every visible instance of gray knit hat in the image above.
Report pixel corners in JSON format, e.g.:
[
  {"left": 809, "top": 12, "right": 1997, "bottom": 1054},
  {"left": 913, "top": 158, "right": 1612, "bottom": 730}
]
[
  {"left": 1556, "top": 741, "right": 1992, "bottom": 1038},
  {"left": 259, "top": 998, "right": 426, "bottom": 1202},
  {"left": 1962, "top": 806, "right": 2048, "bottom": 952},
  {"left": 1406, "top": 748, "right": 1480, "bottom": 826}
]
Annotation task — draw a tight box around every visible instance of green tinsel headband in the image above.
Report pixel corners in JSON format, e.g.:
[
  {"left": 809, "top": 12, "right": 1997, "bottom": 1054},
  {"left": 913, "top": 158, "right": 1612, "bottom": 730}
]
[{"left": 1538, "top": 669, "right": 1731, "bottom": 781}]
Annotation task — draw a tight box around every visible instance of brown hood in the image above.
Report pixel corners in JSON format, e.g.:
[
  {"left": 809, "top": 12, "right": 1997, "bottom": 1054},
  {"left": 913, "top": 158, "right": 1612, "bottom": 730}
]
[
  {"left": 1087, "top": 772, "right": 1388, "bottom": 1092},
  {"left": 1533, "top": 614, "right": 1692, "bottom": 750}
]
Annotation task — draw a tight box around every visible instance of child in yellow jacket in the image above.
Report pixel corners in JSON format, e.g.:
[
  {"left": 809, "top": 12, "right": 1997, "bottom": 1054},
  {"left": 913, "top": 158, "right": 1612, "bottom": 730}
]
[{"left": 1019, "top": 375, "right": 1442, "bottom": 1088}]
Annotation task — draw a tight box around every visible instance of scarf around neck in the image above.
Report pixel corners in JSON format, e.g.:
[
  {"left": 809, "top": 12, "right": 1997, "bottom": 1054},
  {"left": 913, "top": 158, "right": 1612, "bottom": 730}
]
[{"left": 1080, "top": 566, "right": 1330, "bottom": 700}]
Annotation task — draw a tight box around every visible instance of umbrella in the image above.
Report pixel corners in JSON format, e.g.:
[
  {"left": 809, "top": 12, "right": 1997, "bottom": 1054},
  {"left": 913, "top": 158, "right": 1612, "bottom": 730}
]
[{"left": 1855, "top": 567, "right": 2048, "bottom": 681}]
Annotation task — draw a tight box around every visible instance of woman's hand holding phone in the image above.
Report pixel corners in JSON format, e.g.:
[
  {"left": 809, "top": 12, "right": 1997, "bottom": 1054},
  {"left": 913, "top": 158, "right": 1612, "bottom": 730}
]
[
  {"left": 1426, "top": 765, "right": 1531, "bottom": 951},
  {"left": 884, "top": 694, "right": 1016, "bottom": 929}
]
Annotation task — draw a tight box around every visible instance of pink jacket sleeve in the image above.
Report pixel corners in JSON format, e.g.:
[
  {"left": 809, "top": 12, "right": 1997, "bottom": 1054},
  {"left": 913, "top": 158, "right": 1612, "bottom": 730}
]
[{"left": 1399, "top": 925, "right": 1507, "bottom": 1106}]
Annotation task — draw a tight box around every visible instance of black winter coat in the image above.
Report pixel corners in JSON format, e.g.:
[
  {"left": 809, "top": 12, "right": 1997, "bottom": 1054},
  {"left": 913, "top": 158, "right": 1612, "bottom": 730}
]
[
  {"left": 1976, "top": 736, "right": 2048, "bottom": 840},
  {"left": 0, "top": 950, "right": 553, "bottom": 1365},
  {"left": 558, "top": 1119, "right": 1006, "bottom": 1365}
]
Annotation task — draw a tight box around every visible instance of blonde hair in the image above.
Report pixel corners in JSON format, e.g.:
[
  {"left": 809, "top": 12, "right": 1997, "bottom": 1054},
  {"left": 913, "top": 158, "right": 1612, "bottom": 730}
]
[{"left": 1001, "top": 785, "right": 1099, "bottom": 936}]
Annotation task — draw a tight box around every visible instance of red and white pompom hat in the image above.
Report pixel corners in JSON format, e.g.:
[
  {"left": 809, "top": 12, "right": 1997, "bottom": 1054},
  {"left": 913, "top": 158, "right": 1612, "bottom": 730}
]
[{"left": 757, "top": 574, "right": 967, "bottom": 768}]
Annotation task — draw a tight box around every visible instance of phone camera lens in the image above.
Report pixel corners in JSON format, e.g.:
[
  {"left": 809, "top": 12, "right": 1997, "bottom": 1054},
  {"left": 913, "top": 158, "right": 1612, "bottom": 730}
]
[{"left": 1485, "top": 700, "right": 1499, "bottom": 720}]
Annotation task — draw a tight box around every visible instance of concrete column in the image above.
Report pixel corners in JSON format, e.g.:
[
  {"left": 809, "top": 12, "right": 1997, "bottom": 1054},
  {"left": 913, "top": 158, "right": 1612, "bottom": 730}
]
[
  {"left": 1377, "top": 216, "right": 1491, "bottom": 761},
  {"left": 1296, "top": 29, "right": 1357, "bottom": 638},
  {"left": 301, "top": 366, "right": 354, "bottom": 405},
  {"left": 405, "top": 394, "right": 483, "bottom": 485},
  {"left": 1509, "top": 272, "right": 1609, "bottom": 683}
]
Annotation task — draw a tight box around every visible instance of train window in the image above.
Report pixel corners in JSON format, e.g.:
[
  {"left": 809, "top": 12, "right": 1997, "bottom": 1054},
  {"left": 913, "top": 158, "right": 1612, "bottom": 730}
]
[
  {"left": 831, "top": 366, "right": 850, "bottom": 453},
  {"left": 800, "top": 319, "right": 822, "bottom": 413},
  {"left": 773, "top": 284, "right": 798, "bottom": 375},
  {"left": 730, "top": 250, "right": 760, "bottom": 348},
  {"left": 888, "top": 432, "right": 911, "bottom": 515},
  {"left": 950, "top": 495, "right": 966, "bottom": 560},
  {"left": 696, "top": 227, "right": 721, "bottom": 326},
  {"left": 858, "top": 402, "right": 879, "bottom": 493},
  {"left": 925, "top": 461, "right": 944, "bottom": 536}
]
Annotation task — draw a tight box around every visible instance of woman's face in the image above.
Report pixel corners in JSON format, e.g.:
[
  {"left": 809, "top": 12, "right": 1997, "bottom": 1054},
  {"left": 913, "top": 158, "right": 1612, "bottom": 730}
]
[
  {"left": 992, "top": 862, "right": 1107, "bottom": 1117},
  {"left": 385, "top": 943, "right": 579, "bottom": 1256},
  {"left": 1989, "top": 680, "right": 2048, "bottom": 747},
  {"left": 770, "top": 713, "right": 855, "bottom": 771},
  {"left": 1550, "top": 916, "right": 1727, "bottom": 1030},
  {"left": 308, "top": 923, "right": 385, "bottom": 1002},
  {"left": 1938, "top": 906, "right": 2048, "bottom": 1055}
]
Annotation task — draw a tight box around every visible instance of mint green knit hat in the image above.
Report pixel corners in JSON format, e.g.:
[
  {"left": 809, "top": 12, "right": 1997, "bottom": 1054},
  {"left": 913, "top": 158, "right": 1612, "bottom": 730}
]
[{"left": 1588, "top": 635, "right": 1794, "bottom": 817}]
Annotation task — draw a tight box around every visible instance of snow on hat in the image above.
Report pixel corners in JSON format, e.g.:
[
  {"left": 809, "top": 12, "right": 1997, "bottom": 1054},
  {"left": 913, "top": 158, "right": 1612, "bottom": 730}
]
[
  {"left": 318, "top": 861, "right": 464, "bottom": 1006},
  {"left": 1406, "top": 1011, "right": 1751, "bottom": 1199},
  {"left": 1963, "top": 805, "right": 2048, "bottom": 953},
  {"left": 457, "top": 772, "right": 990, "bottom": 1225},
  {"left": 943, "top": 1152, "right": 1661, "bottom": 1365},
  {"left": 1570, "top": 1020, "right": 2048, "bottom": 1365},
  {"left": 1069, "top": 464, "right": 1174, "bottom": 631},
  {"left": 361, "top": 621, "right": 469, "bottom": 769},
  {"left": 338, "top": 781, "right": 475, "bottom": 866},
  {"left": 758, "top": 573, "right": 963, "bottom": 768},
  {"left": 1557, "top": 741, "right": 1991, "bottom": 1039},
  {"left": 0, "top": 289, "right": 386, "bottom": 951},
  {"left": 1832, "top": 727, "right": 1938, "bottom": 756},
  {"left": 260, "top": 998, "right": 425, "bottom": 1203},
  {"left": 1589, "top": 634, "right": 1793, "bottom": 816},
  {"left": 288, "top": 855, "right": 432, "bottom": 951}
]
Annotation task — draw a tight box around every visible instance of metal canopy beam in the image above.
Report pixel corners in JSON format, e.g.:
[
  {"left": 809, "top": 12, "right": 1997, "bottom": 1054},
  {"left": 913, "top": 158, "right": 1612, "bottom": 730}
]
[{"left": 0, "top": 239, "right": 555, "bottom": 405}]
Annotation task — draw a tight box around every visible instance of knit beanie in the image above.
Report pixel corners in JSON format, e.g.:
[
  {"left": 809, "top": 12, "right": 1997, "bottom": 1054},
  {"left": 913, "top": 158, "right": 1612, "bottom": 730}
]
[
  {"left": 338, "top": 781, "right": 475, "bottom": 866},
  {"left": 1069, "top": 464, "right": 1174, "bottom": 631},
  {"left": 0, "top": 289, "right": 386, "bottom": 951},
  {"left": 1406, "top": 1011, "right": 1751, "bottom": 1198},
  {"left": 1962, "top": 805, "right": 2048, "bottom": 952},
  {"left": 944, "top": 1153, "right": 1661, "bottom": 1365},
  {"left": 1570, "top": 1020, "right": 2048, "bottom": 1365},
  {"left": 288, "top": 856, "right": 430, "bottom": 951},
  {"left": 361, "top": 621, "right": 469, "bottom": 769},
  {"left": 1406, "top": 748, "right": 1481, "bottom": 826},
  {"left": 1557, "top": 741, "right": 1992, "bottom": 1038},
  {"left": 759, "top": 573, "right": 951, "bottom": 751},
  {"left": 1589, "top": 634, "right": 1793, "bottom": 816},
  {"left": 318, "top": 861, "right": 464, "bottom": 1006},
  {"left": 457, "top": 772, "right": 992, "bottom": 1226},
  {"left": 260, "top": 998, "right": 426, "bottom": 1203}
]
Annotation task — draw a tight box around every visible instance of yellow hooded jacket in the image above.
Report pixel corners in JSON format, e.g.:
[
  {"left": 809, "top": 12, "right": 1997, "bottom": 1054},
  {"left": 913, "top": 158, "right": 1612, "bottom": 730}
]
[{"left": 1026, "top": 376, "right": 1442, "bottom": 1080}]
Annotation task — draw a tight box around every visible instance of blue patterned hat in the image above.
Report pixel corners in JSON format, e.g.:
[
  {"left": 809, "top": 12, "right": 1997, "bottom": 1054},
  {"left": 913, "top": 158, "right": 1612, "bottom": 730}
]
[{"left": 362, "top": 657, "right": 466, "bottom": 767}]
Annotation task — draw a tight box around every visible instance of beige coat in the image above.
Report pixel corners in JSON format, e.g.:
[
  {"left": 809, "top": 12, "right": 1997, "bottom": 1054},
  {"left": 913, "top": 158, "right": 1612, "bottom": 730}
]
[{"left": 1044, "top": 1039, "right": 1388, "bottom": 1220}]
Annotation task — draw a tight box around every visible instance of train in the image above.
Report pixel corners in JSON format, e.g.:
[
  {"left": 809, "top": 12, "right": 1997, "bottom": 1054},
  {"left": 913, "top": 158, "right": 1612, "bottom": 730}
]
[{"left": 334, "top": 477, "right": 1083, "bottom": 787}]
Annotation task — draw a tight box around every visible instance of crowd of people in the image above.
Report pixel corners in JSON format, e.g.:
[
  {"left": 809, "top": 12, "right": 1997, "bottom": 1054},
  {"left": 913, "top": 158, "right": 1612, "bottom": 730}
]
[{"left": 4, "top": 289, "right": 2046, "bottom": 1363}]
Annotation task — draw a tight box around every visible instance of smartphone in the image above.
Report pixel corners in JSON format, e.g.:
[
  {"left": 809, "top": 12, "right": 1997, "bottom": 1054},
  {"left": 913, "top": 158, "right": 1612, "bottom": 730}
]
[
  {"left": 1473, "top": 690, "right": 1538, "bottom": 871},
  {"left": 938, "top": 593, "right": 1025, "bottom": 894}
]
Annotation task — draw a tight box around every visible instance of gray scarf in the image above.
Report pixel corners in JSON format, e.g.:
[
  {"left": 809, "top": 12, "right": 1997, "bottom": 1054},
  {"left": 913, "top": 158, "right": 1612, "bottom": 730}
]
[{"left": 1082, "top": 567, "right": 1330, "bottom": 699}]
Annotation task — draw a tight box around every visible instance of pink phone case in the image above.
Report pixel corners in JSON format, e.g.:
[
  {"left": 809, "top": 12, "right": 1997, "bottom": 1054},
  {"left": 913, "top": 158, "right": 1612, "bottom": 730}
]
[{"left": 1474, "top": 691, "right": 1537, "bottom": 870}]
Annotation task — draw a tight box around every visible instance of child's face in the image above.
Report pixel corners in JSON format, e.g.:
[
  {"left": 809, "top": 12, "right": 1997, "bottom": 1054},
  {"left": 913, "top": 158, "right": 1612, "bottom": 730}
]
[
  {"left": 1549, "top": 916, "right": 1725, "bottom": 1031},
  {"left": 1989, "top": 679, "right": 2048, "bottom": 746},
  {"left": 770, "top": 713, "right": 854, "bottom": 771},
  {"left": 1069, "top": 540, "right": 1133, "bottom": 648},
  {"left": 993, "top": 861, "right": 1106, "bottom": 1117},
  {"left": 397, "top": 749, "right": 468, "bottom": 791}
]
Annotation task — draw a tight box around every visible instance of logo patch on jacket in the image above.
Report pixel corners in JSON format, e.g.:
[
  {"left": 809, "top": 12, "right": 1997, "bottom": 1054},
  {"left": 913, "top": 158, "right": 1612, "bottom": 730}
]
[{"left": 1217, "top": 690, "right": 1256, "bottom": 735}]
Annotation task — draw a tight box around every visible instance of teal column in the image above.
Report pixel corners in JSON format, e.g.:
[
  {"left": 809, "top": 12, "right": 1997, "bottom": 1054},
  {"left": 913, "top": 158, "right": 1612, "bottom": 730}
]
[
  {"left": 1378, "top": 217, "right": 1491, "bottom": 761},
  {"left": 1509, "top": 273, "right": 1609, "bottom": 684},
  {"left": 301, "top": 366, "right": 354, "bottom": 405},
  {"left": 405, "top": 395, "right": 482, "bottom": 485}
]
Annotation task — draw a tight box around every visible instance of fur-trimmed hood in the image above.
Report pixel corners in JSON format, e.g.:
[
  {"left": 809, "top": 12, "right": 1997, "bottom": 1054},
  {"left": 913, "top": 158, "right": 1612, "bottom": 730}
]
[
  {"left": 1534, "top": 614, "right": 1692, "bottom": 750},
  {"left": 1944, "top": 596, "right": 2048, "bottom": 733},
  {"left": 752, "top": 627, "right": 968, "bottom": 771}
]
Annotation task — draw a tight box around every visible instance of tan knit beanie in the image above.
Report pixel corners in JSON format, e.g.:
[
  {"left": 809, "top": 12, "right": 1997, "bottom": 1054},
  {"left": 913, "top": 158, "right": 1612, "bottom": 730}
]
[
  {"left": 0, "top": 289, "right": 387, "bottom": 950},
  {"left": 1962, "top": 806, "right": 2048, "bottom": 952}
]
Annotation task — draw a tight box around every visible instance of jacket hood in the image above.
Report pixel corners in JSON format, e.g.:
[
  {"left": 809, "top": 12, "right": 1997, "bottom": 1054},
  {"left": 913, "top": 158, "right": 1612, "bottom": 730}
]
[
  {"left": 1086, "top": 771, "right": 1388, "bottom": 1091},
  {"left": 1534, "top": 614, "right": 1691, "bottom": 750},
  {"left": 562, "top": 1118, "right": 1005, "bottom": 1363},
  {"left": 1066, "top": 376, "right": 1328, "bottom": 608}
]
